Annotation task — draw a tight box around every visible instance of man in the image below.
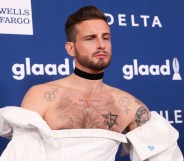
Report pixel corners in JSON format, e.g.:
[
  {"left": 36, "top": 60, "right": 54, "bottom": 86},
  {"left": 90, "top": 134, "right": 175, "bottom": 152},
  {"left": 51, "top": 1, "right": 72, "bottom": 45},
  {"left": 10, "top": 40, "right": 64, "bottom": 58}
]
[
  {"left": 22, "top": 5, "right": 150, "bottom": 134},
  {"left": 0, "top": 6, "right": 183, "bottom": 161}
]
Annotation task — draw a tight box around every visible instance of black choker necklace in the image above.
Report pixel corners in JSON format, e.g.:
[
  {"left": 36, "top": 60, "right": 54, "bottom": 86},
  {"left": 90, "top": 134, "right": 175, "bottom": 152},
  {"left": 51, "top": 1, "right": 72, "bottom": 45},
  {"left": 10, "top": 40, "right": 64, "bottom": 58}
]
[{"left": 74, "top": 68, "right": 104, "bottom": 80}]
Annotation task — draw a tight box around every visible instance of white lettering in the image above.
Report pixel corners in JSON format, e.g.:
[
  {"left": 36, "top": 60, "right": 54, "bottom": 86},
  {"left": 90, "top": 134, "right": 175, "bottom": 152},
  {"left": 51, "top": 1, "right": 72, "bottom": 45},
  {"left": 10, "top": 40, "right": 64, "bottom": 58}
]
[
  {"left": 118, "top": 14, "right": 127, "bottom": 26},
  {"left": 122, "top": 65, "right": 133, "bottom": 80},
  {"left": 160, "top": 60, "right": 170, "bottom": 75},
  {"left": 157, "top": 109, "right": 183, "bottom": 124},
  {"left": 32, "top": 64, "right": 44, "bottom": 75},
  {"left": 131, "top": 15, "right": 139, "bottom": 27},
  {"left": 12, "top": 57, "right": 71, "bottom": 80},
  {"left": 140, "top": 15, "right": 150, "bottom": 27},
  {"left": 73, "top": 60, "right": 75, "bottom": 69},
  {"left": 45, "top": 64, "right": 57, "bottom": 75},
  {"left": 152, "top": 16, "right": 162, "bottom": 27},
  {"left": 12, "top": 64, "right": 25, "bottom": 80},
  {"left": 149, "top": 65, "right": 160, "bottom": 75},
  {"left": 104, "top": 13, "right": 162, "bottom": 28},
  {"left": 174, "top": 110, "right": 183, "bottom": 123},
  {"left": 139, "top": 65, "right": 149, "bottom": 75},
  {"left": 122, "top": 59, "right": 173, "bottom": 80},
  {"left": 25, "top": 57, "right": 31, "bottom": 75},
  {"left": 133, "top": 59, "right": 138, "bottom": 75},
  {"left": 58, "top": 58, "right": 70, "bottom": 75},
  {"left": 160, "top": 110, "right": 174, "bottom": 124},
  {"left": 105, "top": 13, "right": 114, "bottom": 25}
]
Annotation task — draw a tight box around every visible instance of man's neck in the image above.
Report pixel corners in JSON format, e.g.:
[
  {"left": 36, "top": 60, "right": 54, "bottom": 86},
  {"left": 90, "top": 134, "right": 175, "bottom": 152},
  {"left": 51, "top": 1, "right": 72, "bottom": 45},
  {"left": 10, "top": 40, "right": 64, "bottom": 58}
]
[
  {"left": 74, "top": 68, "right": 104, "bottom": 80},
  {"left": 68, "top": 69, "right": 105, "bottom": 92}
]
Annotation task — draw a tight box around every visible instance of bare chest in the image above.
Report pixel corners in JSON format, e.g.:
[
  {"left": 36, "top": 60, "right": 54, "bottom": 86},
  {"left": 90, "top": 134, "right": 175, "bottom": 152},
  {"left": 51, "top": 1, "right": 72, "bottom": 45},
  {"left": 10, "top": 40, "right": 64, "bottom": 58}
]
[{"left": 46, "top": 90, "right": 123, "bottom": 132}]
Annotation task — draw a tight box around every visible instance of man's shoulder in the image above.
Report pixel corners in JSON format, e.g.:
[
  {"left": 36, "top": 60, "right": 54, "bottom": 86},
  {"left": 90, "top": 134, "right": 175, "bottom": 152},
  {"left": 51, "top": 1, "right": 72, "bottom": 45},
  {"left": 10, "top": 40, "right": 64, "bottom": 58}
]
[
  {"left": 106, "top": 85, "right": 135, "bottom": 99},
  {"left": 29, "top": 78, "right": 66, "bottom": 91},
  {"left": 20, "top": 80, "right": 65, "bottom": 116}
]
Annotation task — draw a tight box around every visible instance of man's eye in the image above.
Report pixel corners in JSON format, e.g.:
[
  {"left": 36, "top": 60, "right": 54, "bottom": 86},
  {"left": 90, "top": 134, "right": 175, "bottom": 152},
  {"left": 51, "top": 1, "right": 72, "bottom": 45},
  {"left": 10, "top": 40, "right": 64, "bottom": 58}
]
[
  {"left": 103, "top": 37, "right": 110, "bottom": 40},
  {"left": 86, "top": 37, "right": 95, "bottom": 40}
]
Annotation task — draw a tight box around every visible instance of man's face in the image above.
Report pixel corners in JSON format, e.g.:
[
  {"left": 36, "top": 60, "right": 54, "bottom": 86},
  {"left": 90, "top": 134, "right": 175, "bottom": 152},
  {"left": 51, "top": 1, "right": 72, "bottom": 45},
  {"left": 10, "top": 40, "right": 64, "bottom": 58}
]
[{"left": 73, "top": 19, "right": 112, "bottom": 72}]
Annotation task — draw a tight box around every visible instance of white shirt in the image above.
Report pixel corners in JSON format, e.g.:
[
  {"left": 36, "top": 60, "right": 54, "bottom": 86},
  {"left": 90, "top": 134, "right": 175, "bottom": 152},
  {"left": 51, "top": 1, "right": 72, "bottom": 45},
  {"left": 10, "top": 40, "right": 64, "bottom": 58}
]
[{"left": 0, "top": 106, "right": 183, "bottom": 161}]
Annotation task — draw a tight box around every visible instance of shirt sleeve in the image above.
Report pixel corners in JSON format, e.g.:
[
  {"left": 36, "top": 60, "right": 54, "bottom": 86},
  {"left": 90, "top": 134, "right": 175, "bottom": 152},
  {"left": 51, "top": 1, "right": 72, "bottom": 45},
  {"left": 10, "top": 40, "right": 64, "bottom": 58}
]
[
  {"left": 126, "top": 111, "right": 183, "bottom": 161},
  {"left": 0, "top": 106, "right": 57, "bottom": 161}
]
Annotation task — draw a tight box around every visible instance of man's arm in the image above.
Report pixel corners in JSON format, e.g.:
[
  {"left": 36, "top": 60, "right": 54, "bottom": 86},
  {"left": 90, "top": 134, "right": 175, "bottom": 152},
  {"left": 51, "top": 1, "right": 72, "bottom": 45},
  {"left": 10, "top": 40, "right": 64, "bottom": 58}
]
[
  {"left": 122, "top": 94, "right": 183, "bottom": 161},
  {"left": 125, "top": 95, "right": 151, "bottom": 131},
  {"left": 118, "top": 92, "right": 151, "bottom": 160}
]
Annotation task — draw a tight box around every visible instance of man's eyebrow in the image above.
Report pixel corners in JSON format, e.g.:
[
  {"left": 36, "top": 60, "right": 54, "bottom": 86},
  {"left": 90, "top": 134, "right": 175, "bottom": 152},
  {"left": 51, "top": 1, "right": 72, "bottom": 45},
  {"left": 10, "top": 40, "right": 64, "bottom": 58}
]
[
  {"left": 102, "top": 33, "right": 111, "bottom": 36},
  {"left": 102, "top": 33, "right": 111, "bottom": 37},
  {"left": 83, "top": 33, "right": 111, "bottom": 38},
  {"left": 83, "top": 34, "right": 97, "bottom": 38}
]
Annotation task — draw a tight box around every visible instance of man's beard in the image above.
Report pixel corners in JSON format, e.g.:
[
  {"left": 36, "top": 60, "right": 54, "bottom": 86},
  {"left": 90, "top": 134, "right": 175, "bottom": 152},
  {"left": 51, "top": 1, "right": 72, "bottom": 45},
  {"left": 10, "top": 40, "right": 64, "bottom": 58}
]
[{"left": 75, "top": 49, "right": 111, "bottom": 71}]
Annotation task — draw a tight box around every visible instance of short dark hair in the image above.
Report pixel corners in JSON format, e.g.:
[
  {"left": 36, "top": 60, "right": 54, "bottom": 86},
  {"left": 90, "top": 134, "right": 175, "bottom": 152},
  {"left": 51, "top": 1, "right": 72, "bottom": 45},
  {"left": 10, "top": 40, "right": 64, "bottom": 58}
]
[{"left": 65, "top": 6, "right": 108, "bottom": 42}]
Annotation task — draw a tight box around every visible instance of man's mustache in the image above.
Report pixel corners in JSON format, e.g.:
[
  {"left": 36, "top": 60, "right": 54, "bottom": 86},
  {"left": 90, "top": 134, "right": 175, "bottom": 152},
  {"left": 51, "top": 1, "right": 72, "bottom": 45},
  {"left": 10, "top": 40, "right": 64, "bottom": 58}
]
[{"left": 93, "top": 50, "right": 109, "bottom": 55}]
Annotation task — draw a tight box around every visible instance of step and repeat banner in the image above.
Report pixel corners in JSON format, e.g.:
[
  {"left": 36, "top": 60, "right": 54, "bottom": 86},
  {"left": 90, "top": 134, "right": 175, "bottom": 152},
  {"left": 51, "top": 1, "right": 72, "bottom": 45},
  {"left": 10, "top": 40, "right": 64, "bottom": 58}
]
[{"left": 0, "top": 0, "right": 183, "bottom": 160}]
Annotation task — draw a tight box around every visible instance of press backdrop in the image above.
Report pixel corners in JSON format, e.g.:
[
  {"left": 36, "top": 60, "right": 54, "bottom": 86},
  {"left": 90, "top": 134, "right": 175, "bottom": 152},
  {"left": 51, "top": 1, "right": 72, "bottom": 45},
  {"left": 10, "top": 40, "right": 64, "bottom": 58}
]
[{"left": 0, "top": 0, "right": 183, "bottom": 160}]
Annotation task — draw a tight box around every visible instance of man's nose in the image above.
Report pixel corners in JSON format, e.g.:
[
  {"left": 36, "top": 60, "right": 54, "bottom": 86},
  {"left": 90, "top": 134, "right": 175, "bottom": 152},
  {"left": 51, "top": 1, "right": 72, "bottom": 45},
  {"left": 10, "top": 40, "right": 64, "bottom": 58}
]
[{"left": 97, "top": 38, "right": 105, "bottom": 50}]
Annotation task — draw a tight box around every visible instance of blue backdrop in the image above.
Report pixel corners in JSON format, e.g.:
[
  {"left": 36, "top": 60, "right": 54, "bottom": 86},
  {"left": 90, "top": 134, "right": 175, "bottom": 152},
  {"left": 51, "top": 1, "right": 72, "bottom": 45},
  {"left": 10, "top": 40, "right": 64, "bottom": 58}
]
[{"left": 0, "top": 0, "right": 183, "bottom": 160}]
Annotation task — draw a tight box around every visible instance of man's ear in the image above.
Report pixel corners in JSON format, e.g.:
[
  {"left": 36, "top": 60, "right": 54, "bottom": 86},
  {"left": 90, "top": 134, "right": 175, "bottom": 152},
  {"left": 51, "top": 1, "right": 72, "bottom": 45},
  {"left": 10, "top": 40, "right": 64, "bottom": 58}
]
[{"left": 65, "top": 42, "right": 75, "bottom": 57}]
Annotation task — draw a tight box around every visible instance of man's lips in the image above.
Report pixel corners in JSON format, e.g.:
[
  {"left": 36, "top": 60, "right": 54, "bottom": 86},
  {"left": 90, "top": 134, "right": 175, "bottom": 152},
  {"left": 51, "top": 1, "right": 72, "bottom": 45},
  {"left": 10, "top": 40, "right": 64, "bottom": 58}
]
[
  {"left": 94, "top": 51, "right": 108, "bottom": 58},
  {"left": 95, "top": 53, "right": 107, "bottom": 58}
]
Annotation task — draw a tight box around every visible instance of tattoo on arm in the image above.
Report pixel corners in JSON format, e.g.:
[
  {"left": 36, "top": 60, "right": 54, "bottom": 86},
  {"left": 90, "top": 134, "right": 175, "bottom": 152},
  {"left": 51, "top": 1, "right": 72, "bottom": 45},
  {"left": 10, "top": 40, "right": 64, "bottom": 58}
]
[
  {"left": 135, "top": 107, "right": 150, "bottom": 126},
  {"left": 102, "top": 112, "right": 118, "bottom": 129},
  {"left": 119, "top": 97, "right": 131, "bottom": 115},
  {"left": 44, "top": 88, "right": 58, "bottom": 102}
]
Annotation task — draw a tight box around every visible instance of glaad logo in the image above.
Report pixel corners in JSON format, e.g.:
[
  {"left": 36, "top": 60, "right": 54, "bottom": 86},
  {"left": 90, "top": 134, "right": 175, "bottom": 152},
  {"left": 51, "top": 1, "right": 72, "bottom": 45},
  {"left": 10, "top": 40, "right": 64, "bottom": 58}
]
[
  {"left": 172, "top": 58, "right": 182, "bottom": 80},
  {"left": 122, "top": 58, "right": 182, "bottom": 80},
  {"left": 12, "top": 57, "right": 72, "bottom": 80}
]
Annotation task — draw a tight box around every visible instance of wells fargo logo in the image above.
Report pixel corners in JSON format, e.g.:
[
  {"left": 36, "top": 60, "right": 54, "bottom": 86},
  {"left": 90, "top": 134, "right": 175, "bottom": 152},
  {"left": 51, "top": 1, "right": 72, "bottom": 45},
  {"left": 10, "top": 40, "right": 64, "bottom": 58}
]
[{"left": 0, "top": 0, "right": 33, "bottom": 35}]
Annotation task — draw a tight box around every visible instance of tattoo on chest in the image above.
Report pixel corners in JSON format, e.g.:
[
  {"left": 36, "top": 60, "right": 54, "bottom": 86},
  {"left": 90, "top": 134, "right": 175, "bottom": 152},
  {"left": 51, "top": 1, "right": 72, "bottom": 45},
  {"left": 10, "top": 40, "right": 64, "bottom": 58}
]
[
  {"left": 54, "top": 90, "right": 120, "bottom": 129},
  {"left": 119, "top": 97, "right": 131, "bottom": 115},
  {"left": 78, "top": 98, "right": 102, "bottom": 108},
  {"left": 59, "top": 91, "right": 114, "bottom": 109},
  {"left": 44, "top": 88, "right": 58, "bottom": 101},
  {"left": 102, "top": 112, "right": 118, "bottom": 129}
]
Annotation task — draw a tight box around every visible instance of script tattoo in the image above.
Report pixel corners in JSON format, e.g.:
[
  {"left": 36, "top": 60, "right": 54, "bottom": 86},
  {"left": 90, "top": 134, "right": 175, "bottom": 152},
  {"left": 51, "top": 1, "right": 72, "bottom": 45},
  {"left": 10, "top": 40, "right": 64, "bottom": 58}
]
[
  {"left": 78, "top": 98, "right": 101, "bottom": 108},
  {"left": 102, "top": 112, "right": 118, "bottom": 129},
  {"left": 119, "top": 97, "right": 131, "bottom": 115},
  {"left": 135, "top": 107, "right": 150, "bottom": 126},
  {"left": 44, "top": 88, "right": 58, "bottom": 102}
]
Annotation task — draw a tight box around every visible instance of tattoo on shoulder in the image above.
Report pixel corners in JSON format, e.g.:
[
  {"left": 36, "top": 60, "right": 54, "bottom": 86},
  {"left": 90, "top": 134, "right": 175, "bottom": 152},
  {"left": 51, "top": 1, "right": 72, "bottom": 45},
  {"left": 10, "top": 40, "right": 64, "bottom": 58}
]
[
  {"left": 119, "top": 96, "right": 131, "bottom": 115},
  {"left": 102, "top": 112, "right": 118, "bottom": 129},
  {"left": 135, "top": 107, "right": 150, "bottom": 126},
  {"left": 44, "top": 88, "right": 58, "bottom": 102}
]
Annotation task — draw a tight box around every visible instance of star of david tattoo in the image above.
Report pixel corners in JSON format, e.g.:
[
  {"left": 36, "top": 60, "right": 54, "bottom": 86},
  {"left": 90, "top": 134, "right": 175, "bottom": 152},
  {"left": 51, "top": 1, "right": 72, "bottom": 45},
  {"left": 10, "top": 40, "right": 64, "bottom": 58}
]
[
  {"left": 102, "top": 112, "right": 118, "bottom": 129},
  {"left": 44, "top": 88, "right": 58, "bottom": 102}
]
